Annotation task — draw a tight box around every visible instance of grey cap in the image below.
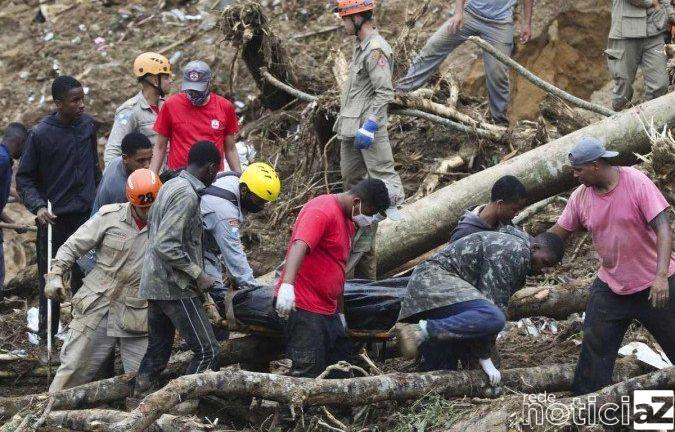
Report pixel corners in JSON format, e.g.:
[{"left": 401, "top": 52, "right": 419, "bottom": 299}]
[
  {"left": 181, "top": 60, "right": 211, "bottom": 92},
  {"left": 568, "top": 136, "right": 619, "bottom": 166}
]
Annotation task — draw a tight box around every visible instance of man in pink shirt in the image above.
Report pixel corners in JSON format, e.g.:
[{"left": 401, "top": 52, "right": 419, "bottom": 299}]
[{"left": 549, "top": 136, "right": 675, "bottom": 395}]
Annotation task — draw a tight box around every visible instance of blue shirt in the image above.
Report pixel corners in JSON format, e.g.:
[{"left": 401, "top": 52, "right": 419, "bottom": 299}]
[
  {"left": 466, "top": 0, "right": 517, "bottom": 22},
  {"left": 91, "top": 156, "right": 128, "bottom": 216},
  {"left": 0, "top": 144, "right": 13, "bottom": 214}
]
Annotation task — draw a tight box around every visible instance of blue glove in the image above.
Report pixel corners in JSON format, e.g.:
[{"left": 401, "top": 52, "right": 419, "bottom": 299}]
[{"left": 354, "top": 118, "right": 379, "bottom": 150}]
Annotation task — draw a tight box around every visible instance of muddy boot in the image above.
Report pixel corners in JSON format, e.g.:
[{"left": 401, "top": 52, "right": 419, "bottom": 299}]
[{"left": 397, "top": 323, "right": 424, "bottom": 360}]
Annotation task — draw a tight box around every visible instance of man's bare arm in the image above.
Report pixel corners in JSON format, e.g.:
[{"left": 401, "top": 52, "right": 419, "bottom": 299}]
[
  {"left": 149, "top": 134, "right": 169, "bottom": 174},
  {"left": 548, "top": 223, "right": 573, "bottom": 243},
  {"left": 648, "top": 210, "right": 672, "bottom": 308}
]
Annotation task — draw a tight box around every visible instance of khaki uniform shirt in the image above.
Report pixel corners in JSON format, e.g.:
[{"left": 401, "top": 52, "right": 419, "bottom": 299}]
[
  {"left": 104, "top": 91, "right": 161, "bottom": 167},
  {"left": 139, "top": 170, "right": 205, "bottom": 301},
  {"left": 334, "top": 30, "right": 394, "bottom": 139},
  {"left": 52, "top": 203, "right": 149, "bottom": 337},
  {"left": 609, "top": 0, "right": 671, "bottom": 39}
]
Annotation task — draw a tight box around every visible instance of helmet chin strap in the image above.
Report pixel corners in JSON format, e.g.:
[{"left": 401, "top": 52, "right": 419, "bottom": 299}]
[
  {"left": 350, "top": 15, "right": 364, "bottom": 39},
  {"left": 144, "top": 76, "right": 165, "bottom": 98}
]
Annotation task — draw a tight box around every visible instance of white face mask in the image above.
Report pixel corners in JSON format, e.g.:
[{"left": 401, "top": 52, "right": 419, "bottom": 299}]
[{"left": 352, "top": 201, "right": 374, "bottom": 228}]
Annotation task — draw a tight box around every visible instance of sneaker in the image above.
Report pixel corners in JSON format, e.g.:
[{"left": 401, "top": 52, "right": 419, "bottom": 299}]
[{"left": 397, "top": 324, "right": 424, "bottom": 360}]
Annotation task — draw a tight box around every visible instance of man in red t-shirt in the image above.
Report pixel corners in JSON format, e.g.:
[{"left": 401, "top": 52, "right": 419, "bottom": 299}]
[
  {"left": 274, "top": 178, "right": 391, "bottom": 381},
  {"left": 150, "top": 60, "right": 241, "bottom": 173},
  {"left": 548, "top": 137, "right": 675, "bottom": 395}
]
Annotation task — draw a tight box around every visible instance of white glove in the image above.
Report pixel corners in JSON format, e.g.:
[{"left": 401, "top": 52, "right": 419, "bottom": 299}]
[
  {"left": 275, "top": 282, "right": 296, "bottom": 319},
  {"left": 479, "top": 357, "right": 501, "bottom": 386},
  {"left": 338, "top": 313, "right": 347, "bottom": 329}
]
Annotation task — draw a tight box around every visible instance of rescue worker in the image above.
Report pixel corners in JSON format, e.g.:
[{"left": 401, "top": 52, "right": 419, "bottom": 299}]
[
  {"left": 396, "top": 0, "right": 534, "bottom": 126},
  {"left": 200, "top": 162, "right": 281, "bottom": 305},
  {"left": 397, "top": 228, "right": 564, "bottom": 385},
  {"left": 93, "top": 132, "right": 154, "bottom": 214},
  {"left": 334, "top": 0, "right": 405, "bottom": 279},
  {"left": 606, "top": 0, "right": 671, "bottom": 111},
  {"left": 44, "top": 169, "right": 161, "bottom": 391},
  {"left": 274, "top": 178, "right": 391, "bottom": 381},
  {"left": 548, "top": 137, "right": 675, "bottom": 395},
  {"left": 149, "top": 61, "right": 242, "bottom": 174},
  {"left": 17, "top": 75, "right": 101, "bottom": 341},
  {"left": 450, "top": 175, "right": 528, "bottom": 243},
  {"left": 135, "top": 140, "right": 223, "bottom": 395},
  {"left": 104, "top": 52, "right": 172, "bottom": 167}
]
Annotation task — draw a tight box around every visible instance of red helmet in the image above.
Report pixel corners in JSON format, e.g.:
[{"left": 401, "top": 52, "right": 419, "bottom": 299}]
[
  {"left": 335, "top": 0, "right": 374, "bottom": 17},
  {"left": 126, "top": 169, "right": 162, "bottom": 207}
]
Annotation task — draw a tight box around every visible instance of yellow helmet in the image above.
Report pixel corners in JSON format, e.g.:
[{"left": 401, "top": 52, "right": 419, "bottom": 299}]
[
  {"left": 133, "top": 52, "right": 171, "bottom": 77},
  {"left": 240, "top": 162, "right": 281, "bottom": 202}
]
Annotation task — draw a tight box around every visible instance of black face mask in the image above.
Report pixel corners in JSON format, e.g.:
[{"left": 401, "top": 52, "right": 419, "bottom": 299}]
[
  {"left": 185, "top": 89, "right": 210, "bottom": 106},
  {"left": 240, "top": 192, "right": 265, "bottom": 213}
]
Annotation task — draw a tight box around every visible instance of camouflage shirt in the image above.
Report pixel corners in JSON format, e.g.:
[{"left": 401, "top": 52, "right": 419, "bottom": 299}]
[
  {"left": 398, "top": 227, "right": 532, "bottom": 320},
  {"left": 139, "top": 170, "right": 205, "bottom": 300}
]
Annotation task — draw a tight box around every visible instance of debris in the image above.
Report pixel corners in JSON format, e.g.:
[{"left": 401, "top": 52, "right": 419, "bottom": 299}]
[{"left": 619, "top": 341, "right": 672, "bottom": 370}]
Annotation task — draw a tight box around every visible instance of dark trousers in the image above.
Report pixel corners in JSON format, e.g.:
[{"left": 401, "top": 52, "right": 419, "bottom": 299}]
[
  {"left": 572, "top": 276, "right": 675, "bottom": 395},
  {"left": 36, "top": 211, "right": 89, "bottom": 338},
  {"left": 284, "top": 309, "right": 354, "bottom": 378},
  {"left": 418, "top": 299, "right": 506, "bottom": 371},
  {"left": 137, "top": 298, "right": 220, "bottom": 388}
]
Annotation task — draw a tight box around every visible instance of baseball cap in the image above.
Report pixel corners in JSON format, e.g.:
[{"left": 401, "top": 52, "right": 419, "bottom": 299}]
[
  {"left": 181, "top": 60, "right": 211, "bottom": 92},
  {"left": 568, "top": 136, "right": 619, "bottom": 166}
]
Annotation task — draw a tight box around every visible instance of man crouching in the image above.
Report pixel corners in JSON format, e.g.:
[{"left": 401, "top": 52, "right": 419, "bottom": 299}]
[
  {"left": 45, "top": 169, "right": 161, "bottom": 392},
  {"left": 397, "top": 228, "right": 564, "bottom": 385}
]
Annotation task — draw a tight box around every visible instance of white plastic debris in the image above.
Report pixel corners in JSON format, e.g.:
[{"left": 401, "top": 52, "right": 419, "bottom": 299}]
[
  {"left": 26, "top": 306, "right": 65, "bottom": 345},
  {"left": 517, "top": 318, "right": 540, "bottom": 337},
  {"left": 44, "top": 32, "right": 54, "bottom": 41},
  {"left": 236, "top": 141, "right": 257, "bottom": 169},
  {"left": 78, "top": 24, "right": 87, "bottom": 32},
  {"left": 83, "top": 86, "right": 90, "bottom": 95},
  {"left": 619, "top": 341, "right": 672, "bottom": 370},
  {"left": 169, "top": 51, "right": 182, "bottom": 65},
  {"left": 26, "top": 307, "right": 40, "bottom": 345}
]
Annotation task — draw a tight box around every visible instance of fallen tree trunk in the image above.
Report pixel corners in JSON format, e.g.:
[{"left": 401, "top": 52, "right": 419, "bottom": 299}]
[
  {"left": 45, "top": 409, "right": 212, "bottom": 432},
  {"left": 451, "top": 366, "right": 675, "bottom": 431},
  {"left": 0, "top": 335, "right": 282, "bottom": 418},
  {"left": 112, "top": 359, "right": 646, "bottom": 432},
  {"left": 375, "top": 92, "right": 675, "bottom": 275},
  {"left": 507, "top": 277, "right": 593, "bottom": 320}
]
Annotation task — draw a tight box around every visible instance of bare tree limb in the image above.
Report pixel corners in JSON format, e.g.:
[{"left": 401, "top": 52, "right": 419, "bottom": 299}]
[{"left": 467, "top": 36, "right": 615, "bottom": 117}]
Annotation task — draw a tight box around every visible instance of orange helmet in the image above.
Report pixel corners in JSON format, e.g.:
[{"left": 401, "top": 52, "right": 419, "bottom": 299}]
[
  {"left": 335, "top": 0, "right": 374, "bottom": 17},
  {"left": 133, "top": 52, "right": 171, "bottom": 77},
  {"left": 126, "top": 169, "right": 162, "bottom": 208}
]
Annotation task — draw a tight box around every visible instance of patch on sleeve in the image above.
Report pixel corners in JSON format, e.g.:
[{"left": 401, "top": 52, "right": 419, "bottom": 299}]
[
  {"left": 371, "top": 50, "right": 388, "bottom": 68},
  {"left": 116, "top": 111, "right": 130, "bottom": 125},
  {"left": 226, "top": 219, "right": 240, "bottom": 236}
]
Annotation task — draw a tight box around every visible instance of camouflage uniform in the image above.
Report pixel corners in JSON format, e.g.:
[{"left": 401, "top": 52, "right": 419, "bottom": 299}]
[
  {"left": 398, "top": 226, "right": 531, "bottom": 320},
  {"left": 49, "top": 203, "right": 149, "bottom": 391},
  {"left": 607, "top": 0, "right": 671, "bottom": 110},
  {"left": 104, "top": 91, "right": 161, "bottom": 168},
  {"left": 136, "top": 170, "right": 220, "bottom": 389}
]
